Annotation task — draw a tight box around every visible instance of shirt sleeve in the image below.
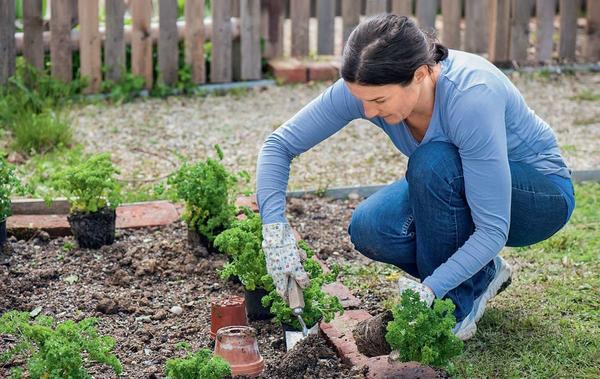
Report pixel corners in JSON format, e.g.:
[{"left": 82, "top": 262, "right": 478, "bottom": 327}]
[
  {"left": 256, "top": 79, "right": 364, "bottom": 224},
  {"left": 422, "top": 83, "right": 511, "bottom": 298}
]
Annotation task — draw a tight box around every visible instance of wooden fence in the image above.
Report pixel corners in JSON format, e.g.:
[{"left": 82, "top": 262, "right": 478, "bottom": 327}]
[{"left": 1, "top": 0, "right": 599, "bottom": 91}]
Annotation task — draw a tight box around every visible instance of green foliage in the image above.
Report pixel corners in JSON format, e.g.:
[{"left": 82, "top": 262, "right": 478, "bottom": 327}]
[
  {"left": 50, "top": 153, "right": 122, "bottom": 213},
  {"left": 168, "top": 145, "right": 246, "bottom": 243},
  {"left": 0, "top": 310, "right": 122, "bottom": 379},
  {"left": 262, "top": 241, "right": 344, "bottom": 329},
  {"left": 0, "top": 156, "right": 25, "bottom": 220},
  {"left": 165, "top": 348, "right": 231, "bottom": 379},
  {"left": 11, "top": 110, "right": 72, "bottom": 155},
  {"left": 100, "top": 72, "right": 146, "bottom": 103},
  {"left": 385, "top": 290, "right": 463, "bottom": 368},
  {"left": 213, "top": 211, "right": 274, "bottom": 291}
]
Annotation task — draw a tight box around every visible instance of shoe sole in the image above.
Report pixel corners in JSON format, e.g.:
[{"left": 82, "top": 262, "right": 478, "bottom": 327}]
[{"left": 473, "top": 258, "right": 512, "bottom": 324}]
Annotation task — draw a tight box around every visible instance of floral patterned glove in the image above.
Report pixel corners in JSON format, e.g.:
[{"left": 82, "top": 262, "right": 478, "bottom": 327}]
[
  {"left": 262, "top": 223, "right": 310, "bottom": 303},
  {"left": 398, "top": 276, "right": 436, "bottom": 307}
]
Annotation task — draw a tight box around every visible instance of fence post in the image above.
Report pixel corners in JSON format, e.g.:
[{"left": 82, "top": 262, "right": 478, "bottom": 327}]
[
  {"left": 465, "top": 0, "right": 489, "bottom": 53},
  {"left": 0, "top": 0, "right": 15, "bottom": 85},
  {"left": 105, "top": 0, "right": 126, "bottom": 82},
  {"left": 185, "top": 0, "right": 206, "bottom": 84},
  {"left": 212, "top": 0, "right": 233, "bottom": 82},
  {"left": 131, "top": 0, "right": 153, "bottom": 89},
  {"left": 416, "top": 0, "right": 437, "bottom": 31},
  {"left": 441, "top": 0, "right": 461, "bottom": 49},
  {"left": 23, "top": 0, "right": 44, "bottom": 71},
  {"left": 559, "top": 0, "right": 577, "bottom": 61},
  {"left": 391, "top": 0, "right": 412, "bottom": 16},
  {"left": 241, "top": 0, "right": 261, "bottom": 80},
  {"left": 536, "top": 0, "right": 556, "bottom": 63},
  {"left": 488, "top": 0, "right": 511, "bottom": 65},
  {"left": 262, "top": 0, "right": 284, "bottom": 58},
  {"left": 291, "top": 0, "right": 310, "bottom": 56},
  {"left": 342, "top": 0, "right": 361, "bottom": 46},
  {"left": 510, "top": 0, "right": 530, "bottom": 64},
  {"left": 585, "top": 0, "right": 600, "bottom": 61},
  {"left": 159, "top": 0, "right": 179, "bottom": 86},
  {"left": 79, "top": 1, "right": 101, "bottom": 93},
  {"left": 365, "top": 0, "right": 387, "bottom": 15},
  {"left": 50, "top": 0, "right": 73, "bottom": 83},
  {"left": 317, "top": 0, "right": 335, "bottom": 55}
]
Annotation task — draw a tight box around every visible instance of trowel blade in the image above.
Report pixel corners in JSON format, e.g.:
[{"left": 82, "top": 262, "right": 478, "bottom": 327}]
[{"left": 285, "top": 323, "right": 319, "bottom": 351}]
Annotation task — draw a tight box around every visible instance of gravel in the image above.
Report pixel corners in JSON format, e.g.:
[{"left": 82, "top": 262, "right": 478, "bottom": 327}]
[{"left": 69, "top": 71, "right": 600, "bottom": 193}]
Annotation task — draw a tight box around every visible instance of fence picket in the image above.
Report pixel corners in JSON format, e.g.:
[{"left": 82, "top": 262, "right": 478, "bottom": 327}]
[
  {"left": 585, "top": 0, "right": 600, "bottom": 61},
  {"left": 131, "top": 0, "right": 153, "bottom": 89},
  {"left": 185, "top": 0, "right": 206, "bottom": 84},
  {"left": 365, "top": 0, "right": 387, "bottom": 15},
  {"left": 536, "top": 0, "right": 555, "bottom": 63},
  {"left": 212, "top": 0, "right": 233, "bottom": 82},
  {"left": 489, "top": 0, "right": 511, "bottom": 65},
  {"left": 342, "top": 0, "right": 361, "bottom": 45},
  {"left": 50, "top": 0, "right": 72, "bottom": 83},
  {"left": 441, "top": 0, "right": 461, "bottom": 49},
  {"left": 291, "top": 0, "right": 310, "bottom": 56},
  {"left": 416, "top": 0, "right": 437, "bottom": 30},
  {"left": 559, "top": 0, "right": 577, "bottom": 61},
  {"left": 465, "top": 0, "right": 489, "bottom": 53},
  {"left": 79, "top": 1, "right": 101, "bottom": 93},
  {"left": 510, "top": 0, "right": 530, "bottom": 63},
  {"left": 105, "top": 0, "right": 126, "bottom": 82},
  {"left": 159, "top": 0, "right": 179, "bottom": 86},
  {"left": 241, "top": 0, "right": 261, "bottom": 79},
  {"left": 391, "top": 0, "right": 412, "bottom": 16},
  {"left": 23, "top": 0, "right": 44, "bottom": 71},
  {"left": 317, "top": 0, "right": 335, "bottom": 54}
]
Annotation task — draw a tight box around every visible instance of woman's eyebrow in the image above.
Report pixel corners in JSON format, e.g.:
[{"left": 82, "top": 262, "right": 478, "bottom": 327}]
[{"left": 367, "top": 96, "right": 385, "bottom": 102}]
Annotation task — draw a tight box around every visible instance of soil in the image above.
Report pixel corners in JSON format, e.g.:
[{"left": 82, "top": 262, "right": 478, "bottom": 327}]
[
  {"left": 353, "top": 310, "right": 394, "bottom": 358},
  {"left": 68, "top": 207, "right": 117, "bottom": 249},
  {"left": 0, "top": 216, "right": 363, "bottom": 378}
]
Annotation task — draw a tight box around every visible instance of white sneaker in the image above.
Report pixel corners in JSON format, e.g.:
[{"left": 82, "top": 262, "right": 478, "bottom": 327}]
[{"left": 452, "top": 256, "right": 512, "bottom": 341}]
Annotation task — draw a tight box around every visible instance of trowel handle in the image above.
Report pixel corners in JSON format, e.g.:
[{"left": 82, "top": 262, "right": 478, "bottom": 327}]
[{"left": 287, "top": 276, "right": 305, "bottom": 310}]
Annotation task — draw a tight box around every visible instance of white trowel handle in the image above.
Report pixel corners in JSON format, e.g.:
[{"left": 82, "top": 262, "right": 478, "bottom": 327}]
[{"left": 287, "top": 276, "right": 305, "bottom": 310}]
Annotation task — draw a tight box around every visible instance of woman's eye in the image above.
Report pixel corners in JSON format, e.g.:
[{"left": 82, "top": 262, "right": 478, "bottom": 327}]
[{"left": 375, "top": 99, "right": 385, "bottom": 104}]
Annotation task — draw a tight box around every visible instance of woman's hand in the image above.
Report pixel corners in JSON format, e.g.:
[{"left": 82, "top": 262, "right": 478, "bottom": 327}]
[
  {"left": 262, "top": 223, "right": 310, "bottom": 303},
  {"left": 398, "top": 276, "right": 436, "bottom": 307}
]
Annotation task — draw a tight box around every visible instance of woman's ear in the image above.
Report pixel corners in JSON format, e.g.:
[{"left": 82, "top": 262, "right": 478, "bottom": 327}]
[{"left": 413, "top": 65, "right": 429, "bottom": 84}]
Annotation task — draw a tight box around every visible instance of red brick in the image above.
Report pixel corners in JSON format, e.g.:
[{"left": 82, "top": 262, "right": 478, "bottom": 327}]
[
  {"left": 323, "top": 282, "right": 361, "bottom": 308},
  {"left": 267, "top": 58, "right": 307, "bottom": 84},
  {"left": 320, "top": 310, "right": 372, "bottom": 365},
  {"left": 7, "top": 214, "right": 70, "bottom": 238},
  {"left": 307, "top": 61, "right": 339, "bottom": 82},
  {"left": 235, "top": 194, "right": 259, "bottom": 213},
  {"left": 365, "top": 356, "right": 437, "bottom": 379}
]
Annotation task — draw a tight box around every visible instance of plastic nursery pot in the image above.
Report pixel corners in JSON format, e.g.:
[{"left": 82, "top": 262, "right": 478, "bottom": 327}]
[
  {"left": 214, "top": 326, "right": 264, "bottom": 377},
  {"left": 244, "top": 287, "right": 273, "bottom": 321},
  {"left": 210, "top": 295, "right": 248, "bottom": 340},
  {"left": 187, "top": 227, "right": 221, "bottom": 256},
  {"left": 0, "top": 218, "right": 6, "bottom": 248},
  {"left": 67, "top": 207, "right": 116, "bottom": 249}
]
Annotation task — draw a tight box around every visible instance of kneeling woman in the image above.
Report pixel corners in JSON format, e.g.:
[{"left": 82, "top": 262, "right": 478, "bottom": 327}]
[{"left": 256, "top": 14, "right": 574, "bottom": 340}]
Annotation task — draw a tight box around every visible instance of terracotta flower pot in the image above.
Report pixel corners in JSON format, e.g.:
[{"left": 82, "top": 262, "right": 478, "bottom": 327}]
[
  {"left": 210, "top": 296, "right": 248, "bottom": 339},
  {"left": 214, "top": 326, "right": 264, "bottom": 377}
]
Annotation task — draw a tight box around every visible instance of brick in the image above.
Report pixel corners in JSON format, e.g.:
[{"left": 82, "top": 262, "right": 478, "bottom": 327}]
[
  {"left": 7, "top": 214, "right": 70, "bottom": 238},
  {"left": 364, "top": 356, "right": 437, "bottom": 379},
  {"left": 307, "top": 61, "right": 339, "bottom": 82},
  {"left": 320, "top": 310, "right": 372, "bottom": 365},
  {"left": 235, "top": 194, "right": 259, "bottom": 213},
  {"left": 267, "top": 58, "right": 307, "bottom": 84},
  {"left": 323, "top": 282, "right": 361, "bottom": 308}
]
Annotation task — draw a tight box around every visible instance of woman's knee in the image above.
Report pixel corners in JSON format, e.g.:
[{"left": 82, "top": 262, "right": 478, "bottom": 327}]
[{"left": 406, "top": 142, "right": 461, "bottom": 185}]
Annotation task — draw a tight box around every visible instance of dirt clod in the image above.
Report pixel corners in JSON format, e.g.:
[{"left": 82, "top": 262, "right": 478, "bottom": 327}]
[{"left": 353, "top": 310, "right": 393, "bottom": 357}]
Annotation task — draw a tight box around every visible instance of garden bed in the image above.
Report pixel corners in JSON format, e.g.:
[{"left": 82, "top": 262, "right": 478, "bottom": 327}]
[{"left": 0, "top": 219, "right": 363, "bottom": 378}]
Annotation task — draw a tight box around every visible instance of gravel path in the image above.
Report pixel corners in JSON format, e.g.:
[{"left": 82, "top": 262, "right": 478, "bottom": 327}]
[{"left": 71, "top": 71, "right": 600, "bottom": 191}]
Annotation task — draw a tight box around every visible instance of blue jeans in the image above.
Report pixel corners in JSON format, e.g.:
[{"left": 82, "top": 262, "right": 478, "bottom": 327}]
[{"left": 348, "top": 142, "right": 574, "bottom": 321}]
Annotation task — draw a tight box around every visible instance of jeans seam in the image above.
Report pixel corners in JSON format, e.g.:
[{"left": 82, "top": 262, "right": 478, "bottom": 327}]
[
  {"left": 401, "top": 215, "right": 414, "bottom": 236},
  {"left": 512, "top": 187, "right": 565, "bottom": 197}
]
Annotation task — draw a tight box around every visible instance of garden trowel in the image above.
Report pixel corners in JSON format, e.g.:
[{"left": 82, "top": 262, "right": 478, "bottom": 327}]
[{"left": 285, "top": 277, "right": 319, "bottom": 351}]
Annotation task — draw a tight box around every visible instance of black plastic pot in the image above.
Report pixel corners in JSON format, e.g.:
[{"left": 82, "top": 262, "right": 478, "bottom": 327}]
[
  {"left": 68, "top": 207, "right": 116, "bottom": 249},
  {"left": 244, "top": 288, "right": 273, "bottom": 321},
  {"left": 0, "top": 218, "right": 6, "bottom": 248},
  {"left": 187, "top": 227, "right": 221, "bottom": 256}
]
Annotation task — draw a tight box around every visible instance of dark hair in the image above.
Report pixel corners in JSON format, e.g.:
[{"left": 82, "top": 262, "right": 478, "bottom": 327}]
[{"left": 341, "top": 14, "right": 448, "bottom": 86}]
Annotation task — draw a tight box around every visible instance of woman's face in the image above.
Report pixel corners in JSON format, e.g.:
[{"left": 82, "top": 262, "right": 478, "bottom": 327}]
[{"left": 345, "top": 67, "right": 428, "bottom": 124}]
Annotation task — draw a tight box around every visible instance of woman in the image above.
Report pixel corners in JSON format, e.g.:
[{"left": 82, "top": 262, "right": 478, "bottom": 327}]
[{"left": 256, "top": 14, "right": 574, "bottom": 340}]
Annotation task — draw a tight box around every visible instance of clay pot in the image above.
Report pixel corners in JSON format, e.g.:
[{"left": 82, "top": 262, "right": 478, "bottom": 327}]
[
  {"left": 244, "top": 288, "right": 273, "bottom": 321},
  {"left": 210, "top": 296, "right": 248, "bottom": 339},
  {"left": 214, "top": 326, "right": 264, "bottom": 377},
  {"left": 68, "top": 207, "right": 116, "bottom": 249}
]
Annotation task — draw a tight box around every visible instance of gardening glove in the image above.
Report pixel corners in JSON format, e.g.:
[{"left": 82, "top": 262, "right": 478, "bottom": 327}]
[
  {"left": 262, "top": 223, "right": 310, "bottom": 303},
  {"left": 398, "top": 276, "right": 435, "bottom": 307}
]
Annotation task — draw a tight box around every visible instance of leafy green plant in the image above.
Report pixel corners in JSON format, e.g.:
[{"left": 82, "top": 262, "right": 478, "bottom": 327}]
[
  {"left": 100, "top": 71, "right": 146, "bottom": 103},
  {"left": 49, "top": 153, "right": 122, "bottom": 213},
  {"left": 165, "top": 348, "right": 231, "bottom": 379},
  {"left": 0, "top": 310, "right": 122, "bottom": 379},
  {"left": 11, "top": 110, "right": 72, "bottom": 155},
  {"left": 262, "top": 241, "right": 344, "bottom": 329},
  {"left": 213, "top": 211, "right": 274, "bottom": 291},
  {"left": 385, "top": 289, "right": 463, "bottom": 368},
  {"left": 0, "top": 157, "right": 24, "bottom": 221},
  {"left": 168, "top": 145, "right": 246, "bottom": 243}
]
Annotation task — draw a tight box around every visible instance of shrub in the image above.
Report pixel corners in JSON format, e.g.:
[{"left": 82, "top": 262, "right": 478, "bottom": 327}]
[
  {"left": 49, "top": 153, "right": 122, "bottom": 213},
  {"left": 262, "top": 241, "right": 344, "bottom": 329},
  {"left": 213, "top": 211, "right": 274, "bottom": 291},
  {"left": 0, "top": 310, "right": 122, "bottom": 379},
  {"left": 168, "top": 145, "right": 248, "bottom": 243},
  {"left": 165, "top": 348, "right": 231, "bottom": 379},
  {"left": 0, "top": 157, "right": 24, "bottom": 220},
  {"left": 11, "top": 110, "right": 72, "bottom": 155},
  {"left": 385, "top": 289, "right": 463, "bottom": 368}
]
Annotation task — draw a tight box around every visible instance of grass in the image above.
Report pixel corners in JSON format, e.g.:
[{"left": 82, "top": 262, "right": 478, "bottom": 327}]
[
  {"left": 341, "top": 182, "right": 600, "bottom": 378},
  {"left": 569, "top": 89, "right": 600, "bottom": 102}
]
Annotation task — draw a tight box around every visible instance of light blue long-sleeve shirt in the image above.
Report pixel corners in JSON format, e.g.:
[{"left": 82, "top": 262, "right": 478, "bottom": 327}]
[{"left": 256, "top": 50, "right": 571, "bottom": 297}]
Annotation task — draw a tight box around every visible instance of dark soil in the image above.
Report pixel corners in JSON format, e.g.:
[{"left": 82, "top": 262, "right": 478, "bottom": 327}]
[
  {"left": 0, "top": 213, "right": 363, "bottom": 378},
  {"left": 353, "top": 310, "right": 393, "bottom": 357},
  {"left": 68, "top": 207, "right": 116, "bottom": 249}
]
